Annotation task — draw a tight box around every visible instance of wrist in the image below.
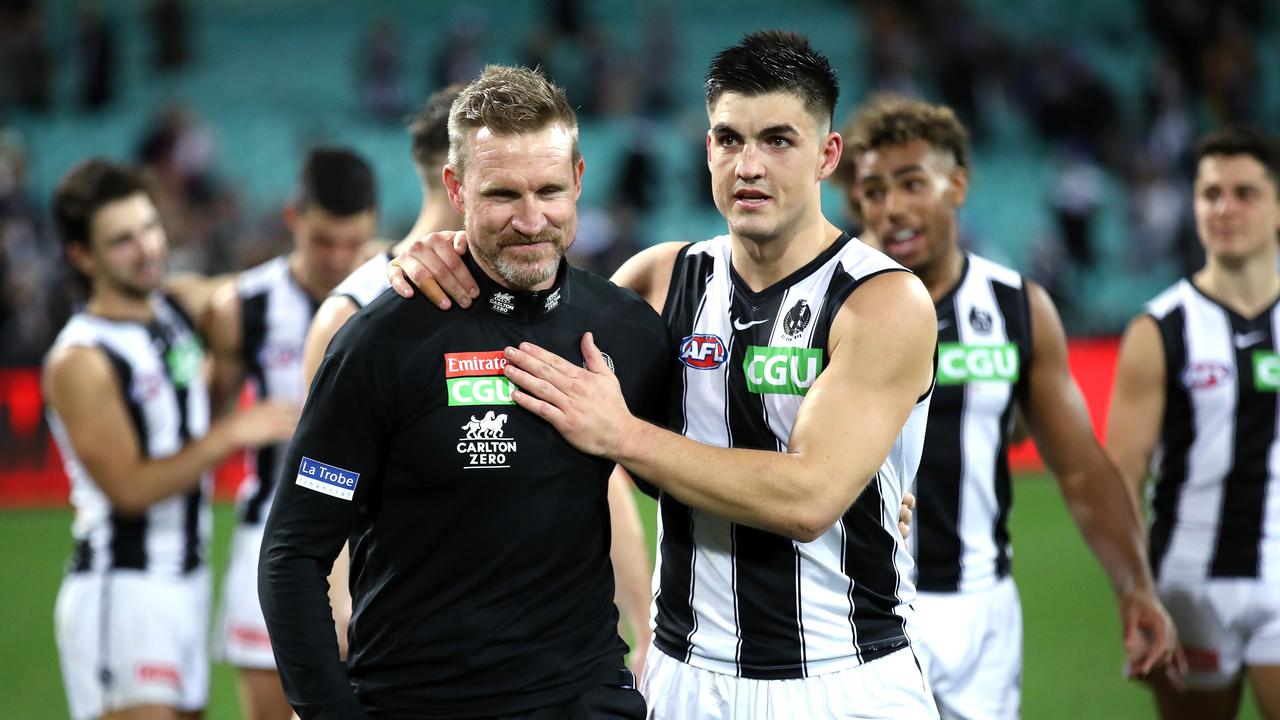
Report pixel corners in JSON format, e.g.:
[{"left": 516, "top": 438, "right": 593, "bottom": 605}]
[{"left": 609, "top": 415, "right": 651, "bottom": 465}]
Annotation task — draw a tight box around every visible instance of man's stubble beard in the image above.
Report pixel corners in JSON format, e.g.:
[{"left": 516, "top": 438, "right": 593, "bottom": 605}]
[{"left": 475, "top": 229, "right": 568, "bottom": 290}]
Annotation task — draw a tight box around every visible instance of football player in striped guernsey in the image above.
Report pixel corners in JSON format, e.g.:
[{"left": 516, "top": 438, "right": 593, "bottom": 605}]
[
  {"left": 837, "top": 95, "right": 1178, "bottom": 719},
  {"left": 1108, "top": 126, "right": 1280, "bottom": 720},
  {"left": 205, "top": 148, "right": 378, "bottom": 720},
  {"left": 44, "top": 159, "right": 296, "bottom": 720}
]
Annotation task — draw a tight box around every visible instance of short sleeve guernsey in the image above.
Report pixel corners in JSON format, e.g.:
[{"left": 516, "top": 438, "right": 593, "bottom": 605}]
[{"left": 260, "top": 257, "right": 670, "bottom": 720}]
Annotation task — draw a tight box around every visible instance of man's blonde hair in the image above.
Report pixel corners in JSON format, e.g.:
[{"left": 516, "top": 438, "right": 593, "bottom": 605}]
[{"left": 447, "top": 65, "right": 580, "bottom": 175}]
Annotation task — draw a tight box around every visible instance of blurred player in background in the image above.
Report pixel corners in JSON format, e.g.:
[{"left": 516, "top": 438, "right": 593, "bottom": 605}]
[
  {"left": 206, "top": 147, "right": 378, "bottom": 720},
  {"left": 45, "top": 159, "right": 295, "bottom": 720},
  {"left": 837, "top": 95, "right": 1178, "bottom": 719},
  {"left": 1108, "top": 126, "right": 1280, "bottom": 720}
]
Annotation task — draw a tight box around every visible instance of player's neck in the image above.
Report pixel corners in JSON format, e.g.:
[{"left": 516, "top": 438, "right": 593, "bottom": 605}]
[
  {"left": 404, "top": 195, "right": 462, "bottom": 245},
  {"left": 918, "top": 246, "right": 966, "bottom": 303},
  {"left": 86, "top": 286, "right": 156, "bottom": 324},
  {"left": 729, "top": 217, "right": 843, "bottom": 293},
  {"left": 1195, "top": 252, "right": 1280, "bottom": 318},
  {"left": 286, "top": 253, "right": 331, "bottom": 303}
]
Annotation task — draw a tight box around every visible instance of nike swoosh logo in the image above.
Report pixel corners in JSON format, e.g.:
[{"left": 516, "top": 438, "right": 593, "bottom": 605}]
[
  {"left": 1234, "top": 331, "right": 1268, "bottom": 349},
  {"left": 733, "top": 318, "right": 769, "bottom": 331}
]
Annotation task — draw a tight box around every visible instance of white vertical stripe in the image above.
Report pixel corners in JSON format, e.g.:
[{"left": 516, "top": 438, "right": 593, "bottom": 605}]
[
  {"left": 1167, "top": 293, "right": 1234, "bottom": 578},
  {"left": 954, "top": 269, "right": 1016, "bottom": 592},
  {"left": 1265, "top": 307, "right": 1280, "bottom": 582}
]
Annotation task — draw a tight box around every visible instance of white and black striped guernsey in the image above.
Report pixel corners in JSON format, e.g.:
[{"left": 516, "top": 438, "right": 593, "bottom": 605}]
[
  {"left": 46, "top": 295, "right": 212, "bottom": 575},
  {"left": 654, "top": 233, "right": 931, "bottom": 680},
  {"left": 236, "top": 255, "right": 319, "bottom": 525},
  {"left": 915, "top": 254, "right": 1032, "bottom": 593},
  {"left": 332, "top": 249, "right": 394, "bottom": 309},
  {"left": 1145, "top": 279, "right": 1280, "bottom": 582}
]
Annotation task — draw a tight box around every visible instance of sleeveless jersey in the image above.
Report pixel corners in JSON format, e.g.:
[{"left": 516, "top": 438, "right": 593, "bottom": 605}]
[
  {"left": 654, "top": 233, "right": 931, "bottom": 679},
  {"left": 46, "top": 295, "right": 212, "bottom": 575}
]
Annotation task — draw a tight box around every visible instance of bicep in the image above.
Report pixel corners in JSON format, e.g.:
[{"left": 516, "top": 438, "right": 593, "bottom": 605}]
[
  {"left": 1105, "top": 315, "right": 1165, "bottom": 486},
  {"left": 788, "top": 273, "right": 935, "bottom": 489},
  {"left": 301, "top": 298, "right": 358, "bottom": 397},
  {"left": 205, "top": 284, "right": 246, "bottom": 409},
  {"left": 44, "top": 348, "right": 144, "bottom": 499},
  {"left": 1021, "top": 282, "right": 1103, "bottom": 472}
]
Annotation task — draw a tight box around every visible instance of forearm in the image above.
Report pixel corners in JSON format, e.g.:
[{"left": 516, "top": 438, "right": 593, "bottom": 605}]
[
  {"left": 1058, "top": 458, "right": 1155, "bottom": 598},
  {"left": 106, "top": 424, "right": 237, "bottom": 512},
  {"left": 260, "top": 514, "right": 366, "bottom": 718},
  {"left": 612, "top": 419, "right": 864, "bottom": 542},
  {"left": 607, "top": 469, "right": 653, "bottom": 642}
]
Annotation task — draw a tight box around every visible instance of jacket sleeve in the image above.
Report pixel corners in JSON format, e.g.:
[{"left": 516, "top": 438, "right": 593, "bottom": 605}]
[{"left": 258, "top": 317, "right": 392, "bottom": 720}]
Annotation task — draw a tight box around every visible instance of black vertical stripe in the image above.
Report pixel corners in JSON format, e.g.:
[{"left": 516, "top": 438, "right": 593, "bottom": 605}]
[
  {"left": 990, "top": 280, "right": 1030, "bottom": 578},
  {"left": 1151, "top": 308, "right": 1193, "bottom": 579},
  {"left": 724, "top": 290, "right": 804, "bottom": 678},
  {"left": 1209, "top": 314, "right": 1276, "bottom": 578},
  {"left": 157, "top": 299, "right": 206, "bottom": 573},
  {"left": 240, "top": 292, "right": 272, "bottom": 524},
  {"left": 653, "top": 243, "right": 714, "bottom": 663},
  {"left": 916, "top": 297, "right": 965, "bottom": 591},
  {"left": 843, "top": 475, "right": 909, "bottom": 660},
  {"left": 100, "top": 346, "right": 149, "bottom": 570}
]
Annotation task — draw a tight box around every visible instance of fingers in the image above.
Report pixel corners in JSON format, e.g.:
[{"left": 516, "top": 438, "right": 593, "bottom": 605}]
[
  {"left": 452, "top": 230, "right": 470, "bottom": 254},
  {"left": 387, "top": 259, "right": 417, "bottom": 300},
  {"left": 510, "top": 385, "right": 566, "bottom": 426},
  {"left": 903, "top": 491, "right": 916, "bottom": 511},
  {"left": 581, "top": 332, "right": 611, "bottom": 374},
  {"left": 513, "top": 341, "right": 582, "bottom": 377},
  {"left": 504, "top": 362, "right": 572, "bottom": 410}
]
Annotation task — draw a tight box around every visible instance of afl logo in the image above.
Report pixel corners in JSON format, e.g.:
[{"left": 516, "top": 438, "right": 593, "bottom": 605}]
[
  {"left": 679, "top": 334, "right": 727, "bottom": 369},
  {"left": 782, "top": 300, "right": 812, "bottom": 339},
  {"left": 1181, "top": 362, "right": 1231, "bottom": 390}
]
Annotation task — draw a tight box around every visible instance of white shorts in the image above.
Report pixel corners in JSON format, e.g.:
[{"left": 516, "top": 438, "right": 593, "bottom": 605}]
[
  {"left": 1158, "top": 575, "right": 1280, "bottom": 690},
  {"left": 914, "top": 576, "right": 1022, "bottom": 720},
  {"left": 214, "top": 523, "right": 276, "bottom": 669},
  {"left": 55, "top": 569, "right": 211, "bottom": 720},
  {"left": 640, "top": 645, "right": 937, "bottom": 719}
]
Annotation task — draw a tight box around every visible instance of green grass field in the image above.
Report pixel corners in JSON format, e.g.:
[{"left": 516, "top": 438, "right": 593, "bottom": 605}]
[{"left": 0, "top": 474, "right": 1264, "bottom": 719}]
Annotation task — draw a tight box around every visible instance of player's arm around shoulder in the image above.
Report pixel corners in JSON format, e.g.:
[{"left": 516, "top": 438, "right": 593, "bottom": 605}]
[
  {"left": 302, "top": 295, "right": 360, "bottom": 397},
  {"left": 203, "top": 277, "right": 246, "bottom": 416},
  {"left": 1106, "top": 313, "right": 1166, "bottom": 508},
  {"left": 609, "top": 241, "right": 688, "bottom": 313}
]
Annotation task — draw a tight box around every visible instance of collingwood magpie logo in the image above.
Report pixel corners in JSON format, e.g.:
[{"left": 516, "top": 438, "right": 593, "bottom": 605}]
[
  {"left": 782, "top": 300, "right": 812, "bottom": 339},
  {"left": 969, "top": 307, "right": 993, "bottom": 334}
]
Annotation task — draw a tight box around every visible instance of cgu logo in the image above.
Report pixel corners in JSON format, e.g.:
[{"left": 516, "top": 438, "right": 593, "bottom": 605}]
[
  {"left": 936, "top": 343, "right": 1019, "bottom": 385},
  {"left": 680, "top": 334, "right": 728, "bottom": 369},
  {"left": 743, "top": 346, "right": 823, "bottom": 396},
  {"left": 1181, "top": 361, "right": 1231, "bottom": 390},
  {"left": 1253, "top": 352, "right": 1280, "bottom": 392}
]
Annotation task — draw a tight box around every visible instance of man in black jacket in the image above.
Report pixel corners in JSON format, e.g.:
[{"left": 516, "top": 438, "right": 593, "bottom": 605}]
[{"left": 258, "top": 65, "right": 665, "bottom": 720}]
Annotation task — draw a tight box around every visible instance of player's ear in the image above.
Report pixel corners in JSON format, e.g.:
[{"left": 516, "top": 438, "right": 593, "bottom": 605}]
[
  {"left": 283, "top": 203, "right": 300, "bottom": 232},
  {"left": 946, "top": 165, "right": 969, "bottom": 207},
  {"left": 65, "top": 241, "right": 93, "bottom": 277},
  {"left": 817, "top": 132, "right": 842, "bottom": 181},
  {"left": 443, "top": 164, "right": 465, "bottom": 215}
]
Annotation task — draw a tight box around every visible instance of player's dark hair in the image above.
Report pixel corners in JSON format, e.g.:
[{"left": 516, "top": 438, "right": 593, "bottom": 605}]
[
  {"left": 409, "top": 84, "right": 465, "bottom": 179},
  {"left": 835, "top": 94, "right": 971, "bottom": 192},
  {"left": 52, "top": 158, "right": 148, "bottom": 249},
  {"left": 1195, "top": 126, "right": 1280, "bottom": 191},
  {"left": 705, "top": 31, "right": 839, "bottom": 128},
  {"left": 295, "top": 147, "right": 378, "bottom": 216}
]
